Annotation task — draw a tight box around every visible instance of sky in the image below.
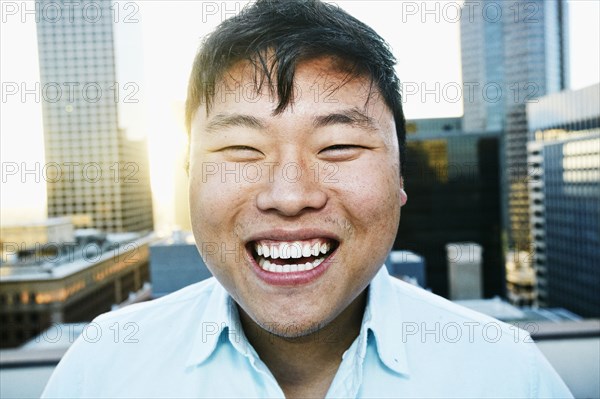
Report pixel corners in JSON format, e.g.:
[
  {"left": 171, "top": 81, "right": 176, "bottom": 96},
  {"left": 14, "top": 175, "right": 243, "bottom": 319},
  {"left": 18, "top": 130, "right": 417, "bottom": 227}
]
[{"left": 1, "top": 0, "right": 599, "bottom": 229}]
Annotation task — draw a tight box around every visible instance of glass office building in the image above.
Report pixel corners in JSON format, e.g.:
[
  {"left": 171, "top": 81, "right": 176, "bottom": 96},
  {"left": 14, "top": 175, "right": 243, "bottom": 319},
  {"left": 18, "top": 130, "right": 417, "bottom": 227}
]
[
  {"left": 395, "top": 118, "right": 505, "bottom": 298},
  {"left": 527, "top": 84, "right": 600, "bottom": 317},
  {"left": 460, "top": 0, "right": 569, "bottom": 257}
]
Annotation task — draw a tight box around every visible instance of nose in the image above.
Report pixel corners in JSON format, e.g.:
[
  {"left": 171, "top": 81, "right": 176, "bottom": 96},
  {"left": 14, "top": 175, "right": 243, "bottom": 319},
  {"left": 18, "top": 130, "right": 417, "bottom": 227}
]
[{"left": 256, "top": 161, "right": 328, "bottom": 217}]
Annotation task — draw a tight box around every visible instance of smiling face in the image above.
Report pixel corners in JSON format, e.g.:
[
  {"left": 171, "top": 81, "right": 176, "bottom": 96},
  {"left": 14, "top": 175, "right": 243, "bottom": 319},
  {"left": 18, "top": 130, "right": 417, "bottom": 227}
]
[{"left": 189, "top": 57, "right": 407, "bottom": 337}]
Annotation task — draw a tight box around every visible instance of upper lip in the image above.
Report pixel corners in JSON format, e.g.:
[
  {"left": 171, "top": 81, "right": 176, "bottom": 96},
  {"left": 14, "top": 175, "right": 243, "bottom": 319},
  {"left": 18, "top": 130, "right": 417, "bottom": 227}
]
[{"left": 245, "top": 228, "right": 341, "bottom": 244}]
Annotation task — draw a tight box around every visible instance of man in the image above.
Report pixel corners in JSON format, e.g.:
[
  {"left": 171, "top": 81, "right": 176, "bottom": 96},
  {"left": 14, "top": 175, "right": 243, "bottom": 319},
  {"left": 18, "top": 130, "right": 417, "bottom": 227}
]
[{"left": 43, "top": 0, "right": 572, "bottom": 397}]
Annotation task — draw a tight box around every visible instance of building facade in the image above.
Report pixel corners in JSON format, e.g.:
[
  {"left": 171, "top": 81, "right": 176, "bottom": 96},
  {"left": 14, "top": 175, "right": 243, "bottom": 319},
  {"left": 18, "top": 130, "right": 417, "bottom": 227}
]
[
  {"left": 35, "top": 0, "right": 153, "bottom": 232},
  {"left": 527, "top": 84, "right": 600, "bottom": 317},
  {"left": 395, "top": 118, "right": 505, "bottom": 298}
]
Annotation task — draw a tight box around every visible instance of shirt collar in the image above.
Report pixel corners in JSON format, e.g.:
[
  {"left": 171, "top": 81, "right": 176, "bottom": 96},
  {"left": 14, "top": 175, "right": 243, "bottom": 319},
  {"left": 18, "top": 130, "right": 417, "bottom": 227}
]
[
  {"left": 361, "top": 266, "right": 411, "bottom": 376},
  {"left": 185, "top": 280, "right": 251, "bottom": 368},
  {"left": 186, "top": 266, "right": 411, "bottom": 376}
]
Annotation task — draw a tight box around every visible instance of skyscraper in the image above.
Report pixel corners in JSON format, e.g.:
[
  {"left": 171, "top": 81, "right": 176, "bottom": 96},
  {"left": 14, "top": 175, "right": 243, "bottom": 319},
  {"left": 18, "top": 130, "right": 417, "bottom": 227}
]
[
  {"left": 460, "top": 1, "right": 505, "bottom": 133},
  {"left": 527, "top": 83, "right": 600, "bottom": 317},
  {"left": 460, "top": 0, "right": 569, "bottom": 272},
  {"left": 503, "top": 0, "right": 569, "bottom": 254},
  {"left": 35, "top": 0, "right": 153, "bottom": 232}
]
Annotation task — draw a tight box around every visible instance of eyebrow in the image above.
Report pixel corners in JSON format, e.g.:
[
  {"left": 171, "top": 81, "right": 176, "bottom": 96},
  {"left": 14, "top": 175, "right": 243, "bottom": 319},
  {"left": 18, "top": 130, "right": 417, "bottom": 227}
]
[
  {"left": 313, "top": 108, "right": 378, "bottom": 132},
  {"left": 205, "top": 108, "right": 378, "bottom": 134},
  {"left": 205, "top": 113, "right": 265, "bottom": 133}
]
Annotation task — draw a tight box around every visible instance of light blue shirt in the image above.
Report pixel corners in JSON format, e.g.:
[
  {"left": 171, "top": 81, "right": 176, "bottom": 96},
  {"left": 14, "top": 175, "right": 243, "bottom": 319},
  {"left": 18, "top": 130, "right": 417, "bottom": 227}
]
[{"left": 42, "top": 266, "right": 572, "bottom": 398}]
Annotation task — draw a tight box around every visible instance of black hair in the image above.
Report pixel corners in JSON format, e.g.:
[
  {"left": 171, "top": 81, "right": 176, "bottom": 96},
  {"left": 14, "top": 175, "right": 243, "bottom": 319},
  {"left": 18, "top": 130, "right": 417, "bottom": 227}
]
[{"left": 185, "top": 0, "right": 406, "bottom": 174}]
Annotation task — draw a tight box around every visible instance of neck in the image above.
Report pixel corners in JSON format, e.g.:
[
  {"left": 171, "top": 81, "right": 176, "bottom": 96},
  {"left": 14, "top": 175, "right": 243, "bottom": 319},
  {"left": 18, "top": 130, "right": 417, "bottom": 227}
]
[{"left": 238, "top": 291, "right": 367, "bottom": 399}]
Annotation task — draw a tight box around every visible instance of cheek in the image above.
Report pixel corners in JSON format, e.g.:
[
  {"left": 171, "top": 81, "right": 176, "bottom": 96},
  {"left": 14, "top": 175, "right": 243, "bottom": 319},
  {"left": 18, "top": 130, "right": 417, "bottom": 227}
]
[
  {"left": 189, "top": 165, "right": 260, "bottom": 252},
  {"left": 189, "top": 168, "right": 235, "bottom": 236},
  {"left": 189, "top": 171, "right": 246, "bottom": 283},
  {"left": 336, "top": 159, "right": 401, "bottom": 223}
]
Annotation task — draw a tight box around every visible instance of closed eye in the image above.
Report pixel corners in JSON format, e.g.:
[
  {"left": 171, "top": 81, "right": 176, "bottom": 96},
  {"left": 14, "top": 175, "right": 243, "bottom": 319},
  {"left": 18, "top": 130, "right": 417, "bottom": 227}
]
[
  {"left": 223, "top": 145, "right": 262, "bottom": 152},
  {"left": 319, "top": 144, "right": 367, "bottom": 161},
  {"left": 219, "top": 145, "right": 264, "bottom": 161},
  {"left": 320, "top": 144, "right": 364, "bottom": 152}
]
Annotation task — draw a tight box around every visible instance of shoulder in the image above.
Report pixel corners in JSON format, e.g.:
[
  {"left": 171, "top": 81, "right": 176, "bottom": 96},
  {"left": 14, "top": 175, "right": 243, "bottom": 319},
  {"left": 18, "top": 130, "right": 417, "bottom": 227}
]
[
  {"left": 81, "top": 277, "right": 221, "bottom": 350},
  {"left": 377, "top": 276, "right": 572, "bottom": 397},
  {"left": 41, "top": 278, "right": 221, "bottom": 398},
  {"left": 387, "top": 276, "right": 524, "bottom": 344}
]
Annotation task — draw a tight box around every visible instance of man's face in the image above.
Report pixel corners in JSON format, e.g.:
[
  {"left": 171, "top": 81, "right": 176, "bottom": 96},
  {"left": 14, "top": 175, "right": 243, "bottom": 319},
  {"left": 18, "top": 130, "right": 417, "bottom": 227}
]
[{"left": 189, "top": 57, "right": 406, "bottom": 337}]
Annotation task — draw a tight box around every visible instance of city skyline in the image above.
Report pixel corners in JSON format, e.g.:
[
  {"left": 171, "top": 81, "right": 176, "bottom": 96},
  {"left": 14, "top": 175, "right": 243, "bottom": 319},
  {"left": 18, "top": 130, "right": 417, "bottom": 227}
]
[
  {"left": 1, "top": 0, "right": 599, "bottom": 231},
  {"left": 1, "top": 3, "right": 598, "bottom": 396}
]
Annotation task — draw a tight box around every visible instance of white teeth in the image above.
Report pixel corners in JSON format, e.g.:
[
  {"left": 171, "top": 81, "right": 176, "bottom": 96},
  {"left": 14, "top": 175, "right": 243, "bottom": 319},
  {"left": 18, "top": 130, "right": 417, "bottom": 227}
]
[
  {"left": 311, "top": 243, "right": 319, "bottom": 256},
  {"left": 302, "top": 244, "right": 311, "bottom": 258},
  {"left": 255, "top": 239, "right": 335, "bottom": 273},
  {"left": 260, "top": 258, "right": 330, "bottom": 274},
  {"left": 280, "top": 244, "right": 290, "bottom": 259},
  {"left": 256, "top": 240, "right": 334, "bottom": 259},
  {"left": 290, "top": 243, "right": 302, "bottom": 259}
]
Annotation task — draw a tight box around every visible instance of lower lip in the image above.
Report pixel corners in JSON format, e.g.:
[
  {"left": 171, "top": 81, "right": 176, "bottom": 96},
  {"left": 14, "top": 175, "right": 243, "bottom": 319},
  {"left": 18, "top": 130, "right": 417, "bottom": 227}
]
[{"left": 246, "top": 248, "right": 336, "bottom": 286}]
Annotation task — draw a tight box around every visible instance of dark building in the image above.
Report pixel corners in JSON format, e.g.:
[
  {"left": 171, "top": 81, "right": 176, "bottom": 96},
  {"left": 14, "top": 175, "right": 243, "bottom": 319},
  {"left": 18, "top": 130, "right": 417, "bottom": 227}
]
[
  {"left": 395, "top": 118, "right": 505, "bottom": 298},
  {"left": 527, "top": 84, "right": 600, "bottom": 317}
]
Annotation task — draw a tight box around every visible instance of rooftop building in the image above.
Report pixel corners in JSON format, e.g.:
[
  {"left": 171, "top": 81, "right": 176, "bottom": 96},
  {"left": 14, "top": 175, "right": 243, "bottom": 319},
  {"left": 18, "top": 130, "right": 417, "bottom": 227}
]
[
  {"left": 1, "top": 218, "right": 74, "bottom": 263},
  {"left": 0, "top": 229, "right": 154, "bottom": 348}
]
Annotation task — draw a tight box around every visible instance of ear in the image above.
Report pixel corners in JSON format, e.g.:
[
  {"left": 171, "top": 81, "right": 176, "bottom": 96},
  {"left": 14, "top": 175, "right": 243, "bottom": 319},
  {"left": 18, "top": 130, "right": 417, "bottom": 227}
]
[{"left": 399, "top": 176, "right": 407, "bottom": 206}]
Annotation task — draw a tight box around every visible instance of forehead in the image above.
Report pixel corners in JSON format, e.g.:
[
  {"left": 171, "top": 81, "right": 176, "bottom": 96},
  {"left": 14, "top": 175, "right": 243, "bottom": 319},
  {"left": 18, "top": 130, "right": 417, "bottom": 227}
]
[{"left": 207, "top": 57, "right": 386, "bottom": 117}]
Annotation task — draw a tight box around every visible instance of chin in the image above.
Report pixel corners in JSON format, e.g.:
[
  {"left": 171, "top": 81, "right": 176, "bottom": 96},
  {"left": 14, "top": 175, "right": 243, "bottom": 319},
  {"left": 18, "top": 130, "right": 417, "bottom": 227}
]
[{"left": 258, "top": 317, "right": 327, "bottom": 339}]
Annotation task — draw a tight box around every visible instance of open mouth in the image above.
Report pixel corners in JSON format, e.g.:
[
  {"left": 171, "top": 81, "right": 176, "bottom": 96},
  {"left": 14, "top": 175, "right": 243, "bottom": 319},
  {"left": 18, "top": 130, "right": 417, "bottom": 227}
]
[{"left": 248, "top": 238, "right": 339, "bottom": 273}]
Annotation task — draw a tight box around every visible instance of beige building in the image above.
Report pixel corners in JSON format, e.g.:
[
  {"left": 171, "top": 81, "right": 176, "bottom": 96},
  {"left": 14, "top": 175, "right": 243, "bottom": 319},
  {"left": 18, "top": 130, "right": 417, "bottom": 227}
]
[{"left": 0, "top": 234, "right": 153, "bottom": 348}]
